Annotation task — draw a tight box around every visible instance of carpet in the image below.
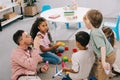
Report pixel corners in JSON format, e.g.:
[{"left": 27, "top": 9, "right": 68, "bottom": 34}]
[
  {"left": 38, "top": 40, "right": 120, "bottom": 80},
  {"left": 39, "top": 40, "right": 76, "bottom": 80}
]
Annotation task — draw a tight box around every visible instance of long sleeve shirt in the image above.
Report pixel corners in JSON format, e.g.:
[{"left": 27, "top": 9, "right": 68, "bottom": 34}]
[{"left": 11, "top": 47, "right": 40, "bottom": 80}]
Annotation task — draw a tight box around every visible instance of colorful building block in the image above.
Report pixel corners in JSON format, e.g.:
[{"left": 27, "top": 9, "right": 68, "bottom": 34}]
[
  {"left": 61, "top": 61, "right": 66, "bottom": 68},
  {"left": 72, "top": 48, "right": 77, "bottom": 53},
  {"left": 57, "top": 53, "right": 62, "bottom": 57},
  {"left": 68, "top": 58, "right": 72, "bottom": 62},
  {"left": 56, "top": 41, "right": 65, "bottom": 46},
  {"left": 64, "top": 47, "right": 69, "bottom": 51},
  {"left": 62, "top": 56, "right": 68, "bottom": 62}
]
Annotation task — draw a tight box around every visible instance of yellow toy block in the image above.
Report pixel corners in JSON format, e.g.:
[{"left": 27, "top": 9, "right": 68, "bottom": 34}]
[
  {"left": 66, "top": 71, "right": 70, "bottom": 74},
  {"left": 56, "top": 42, "right": 65, "bottom": 46}
]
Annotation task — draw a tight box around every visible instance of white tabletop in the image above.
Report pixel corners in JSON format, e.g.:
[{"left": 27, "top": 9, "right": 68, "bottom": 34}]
[{"left": 40, "top": 7, "right": 90, "bottom": 23}]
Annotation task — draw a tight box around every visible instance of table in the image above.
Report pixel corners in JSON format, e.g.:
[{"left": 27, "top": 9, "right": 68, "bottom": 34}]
[{"left": 40, "top": 7, "right": 90, "bottom": 28}]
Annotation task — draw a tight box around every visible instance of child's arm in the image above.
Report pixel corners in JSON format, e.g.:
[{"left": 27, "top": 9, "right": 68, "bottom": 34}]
[
  {"left": 40, "top": 44, "right": 59, "bottom": 52},
  {"left": 63, "top": 67, "right": 78, "bottom": 73},
  {"left": 101, "top": 46, "right": 110, "bottom": 72},
  {"left": 101, "top": 46, "right": 106, "bottom": 64}
]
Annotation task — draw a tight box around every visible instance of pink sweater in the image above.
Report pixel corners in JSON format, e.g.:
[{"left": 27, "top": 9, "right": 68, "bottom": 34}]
[{"left": 11, "top": 47, "right": 40, "bottom": 80}]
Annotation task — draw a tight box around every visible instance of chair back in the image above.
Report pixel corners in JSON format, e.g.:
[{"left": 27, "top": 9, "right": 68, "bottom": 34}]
[
  {"left": 41, "top": 4, "right": 51, "bottom": 12},
  {"left": 114, "top": 14, "right": 120, "bottom": 40}
]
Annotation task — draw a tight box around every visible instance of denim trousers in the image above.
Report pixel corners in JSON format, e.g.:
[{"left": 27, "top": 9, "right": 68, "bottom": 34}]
[{"left": 40, "top": 46, "right": 64, "bottom": 64}]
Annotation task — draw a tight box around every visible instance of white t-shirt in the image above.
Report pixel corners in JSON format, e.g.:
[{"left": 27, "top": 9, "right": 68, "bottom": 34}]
[{"left": 69, "top": 49, "right": 95, "bottom": 80}]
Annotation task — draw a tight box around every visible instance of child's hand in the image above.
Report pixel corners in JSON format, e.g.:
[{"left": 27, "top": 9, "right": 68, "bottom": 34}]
[
  {"left": 102, "top": 62, "right": 110, "bottom": 75},
  {"left": 62, "top": 67, "right": 69, "bottom": 72},
  {"left": 53, "top": 44, "right": 59, "bottom": 49}
]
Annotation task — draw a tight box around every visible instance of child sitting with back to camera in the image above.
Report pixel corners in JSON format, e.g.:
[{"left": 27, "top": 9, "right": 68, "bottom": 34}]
[
  {"left": 30, "top": 17, "right": 64, "bottom": 64},
  {"left": 62, "top": 31, "right": 95, "bottom": 80},
  {"left": 83, "top": 9, "right": 115, "bottom": 80}
]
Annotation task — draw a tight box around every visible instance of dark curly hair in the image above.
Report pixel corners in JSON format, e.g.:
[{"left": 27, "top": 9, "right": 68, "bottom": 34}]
[{"left": 30, "top": 17, "right": 46, "bottom": 40}]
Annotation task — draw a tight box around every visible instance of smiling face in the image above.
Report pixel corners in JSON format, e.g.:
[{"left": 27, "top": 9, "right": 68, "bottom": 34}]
[{"left": 38, "top": 21, "right": 48, "bottom": 34}]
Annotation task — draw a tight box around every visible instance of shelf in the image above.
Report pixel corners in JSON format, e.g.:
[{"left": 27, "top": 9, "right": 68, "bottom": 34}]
[
  {"left": 0, "top": 2, "right": 19, "bottom": 12},
  {"left": 0, "top": 1, "right": 23, "bottom": 31},
  {"left": 1, "top": 15, "right": 22, "bottom": 26}
]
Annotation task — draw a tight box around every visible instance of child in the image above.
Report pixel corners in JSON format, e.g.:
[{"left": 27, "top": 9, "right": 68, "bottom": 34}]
[
  {"left": 30, "top": 17, "right": 64, "bottom": 64},
  {"left": 83, "top": 9, "right": 115, "bottom": 80},
  {"left": 102, "top": 26, "right": 115, "bottom": 47},
  {"left": 62, "top": 31, "right": 95, "bottom": 80},
  {"left": 102, "top": 26, "right": 120, "bottom": 76}
]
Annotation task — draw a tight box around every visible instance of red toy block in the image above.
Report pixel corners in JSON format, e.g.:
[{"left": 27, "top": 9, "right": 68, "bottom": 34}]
[
  {"left": 57, "top": 53, "right": 62, "bottom": 57},
  {"left": 61, "top": 61, "right": 66, "bottom": 68},
  {"left": 72, "top": 48, "right": 77, "bottom": 53},
  {"left": 65, "top": 47, "right": 69, "bottom": 51}
]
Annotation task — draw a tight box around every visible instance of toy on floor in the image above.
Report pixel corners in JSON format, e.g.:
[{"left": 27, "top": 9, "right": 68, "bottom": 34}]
[
  {"left": 65, "top": 71, "right": 70, "bottom": 74},
  {"left": 46, "top": 61, "right": 49, "bottom": 66},
  {"left": 68, "top": 58, "right": 72, "bottom": 62},
  {"left": 65, "top": 47, "right": 69, "bottom": 51},
  {"left": 52, "top": 64, "right": 65, "bottom": 78},
  {"left": 72, "top": 48, "right": 77, "bottom": 53},
  {"left": 62, "top": 56, "right": 68, "bottom": 62},
  {"left": 57, "top": 46, "right": 65, "bottom": 53},
  {"left": 57, "top": 53, "right": 62, "bottom": 57},
  {"left": 56, "top": 41, "right": 65, "bottom": 46},
  {"left": 61, "top": 61, "right": 66, "bottom": 68}
]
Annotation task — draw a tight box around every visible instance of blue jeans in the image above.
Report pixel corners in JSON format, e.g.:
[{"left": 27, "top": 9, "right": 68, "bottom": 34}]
[
  {"left": 62, "top": 74, "right": 72, "bottom": 80},
  {"left": 40, "top": 46, "right": 64, "bottom": 64}
]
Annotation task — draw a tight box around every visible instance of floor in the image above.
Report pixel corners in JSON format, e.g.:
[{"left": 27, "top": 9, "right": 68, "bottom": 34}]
[
  {"left": 39, "top": 40, "right": 120, "bottom": 80},
  {"left": 0, "top": 15, "right": 120, "bottom": 80}
]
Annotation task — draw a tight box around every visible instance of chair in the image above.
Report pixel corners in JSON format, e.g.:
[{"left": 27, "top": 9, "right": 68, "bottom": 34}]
[
  {"left": 41, "top": 4, "right": 51, "bottom": 12},
  {"left": 103, "top": 15, "right": 120, "bottom": 41},
  {"left": 41, "top": 4, "right": 57, "bottom": 28}
]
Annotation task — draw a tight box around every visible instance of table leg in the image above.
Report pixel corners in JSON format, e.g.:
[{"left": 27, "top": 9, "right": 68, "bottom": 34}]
[
  {"left": 78, "top": 22, "right": 81, "bottom": 28},
  {"left": 65, "top": 23, "right": 69, "bottom": 29},
  {"left": 52, "top": 22, "right": 57, "bottom": 28}
]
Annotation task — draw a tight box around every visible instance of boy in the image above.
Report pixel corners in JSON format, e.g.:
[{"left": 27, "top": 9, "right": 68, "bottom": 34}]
[
  {"left": 83, "top": 9, "right": 115, "bottom": 80},
  {"left": 62, "top": 31, "right": 95, "bottom": 80}
]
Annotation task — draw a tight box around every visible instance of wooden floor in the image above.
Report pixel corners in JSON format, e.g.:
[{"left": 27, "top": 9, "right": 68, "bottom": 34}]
[{"left": 38, "top": 40, "right": 120, "bottom": 80}]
